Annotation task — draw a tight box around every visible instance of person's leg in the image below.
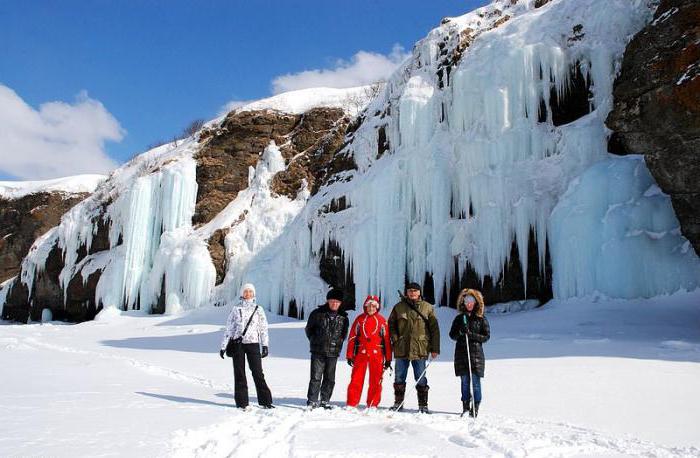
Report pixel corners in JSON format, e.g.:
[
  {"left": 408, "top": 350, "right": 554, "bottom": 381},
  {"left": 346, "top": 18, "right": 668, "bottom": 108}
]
[
  {"left": 411, "top": 359, "right": 428, "bottom": 386},
  {"left": 394, "top": 358, "right": 409, "bottom": 384},
  {"left": 244, "top": 343, "right": 272, "bottom": 406},
  {"left": 473, "top": 375, "right": 482, "bottom": 416},
  {"left": 320, "top": 356, "right": 338, "bottom": 403},
  {"left": 307, "top": 354, "right": 325, "bottom": 405},
  {"left": 346, "top": 353, "right": 368, "bottom": 407},
  {"left": 366, "top": 353, "right": 384, "bottom": 407},
  {"left": 472, "top": 375, "right": 482, "bottom": 404},
  {"left": 391, "top": 358, "right": 409, "bottom": 409},
  {"left": 412, "top": 359, "right": 429, "bottom": 411},
  {"left": 231, "top": 342, "right": 249, "bottom": 408},
  {"left": 460, "top": 375, "right": 469, "bottom": 402}
]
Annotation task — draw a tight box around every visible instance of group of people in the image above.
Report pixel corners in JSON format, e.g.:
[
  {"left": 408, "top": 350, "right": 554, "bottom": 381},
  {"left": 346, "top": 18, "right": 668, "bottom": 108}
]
[{"left": 219, "top": 281, "right": 491, "bottom": 417}]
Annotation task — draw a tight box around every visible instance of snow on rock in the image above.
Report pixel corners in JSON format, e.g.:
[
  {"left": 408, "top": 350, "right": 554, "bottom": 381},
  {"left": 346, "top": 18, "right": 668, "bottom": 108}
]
[
  {"left": 550, "top": 155, "right": 700, "bottom": 298},
  {"left": 233, "top": 86, "right": 377, "bottom": 117},
  {"left": 0, "top": 174, "right": 106, "bottom": 200}
]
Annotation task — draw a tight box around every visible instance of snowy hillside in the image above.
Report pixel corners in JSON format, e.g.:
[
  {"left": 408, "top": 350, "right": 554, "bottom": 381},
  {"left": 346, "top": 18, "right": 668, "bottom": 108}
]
[
  {"left": 2, "top": 0, "right": 700, "bottom": 323},
  {"left": 2, "top": 291, "right": 699, "bottom": 456},
  {"left": 232, "top": 86, "right": 378, "bottom": 117},
  {"left": 0, "top": 174, "right": 106, "bottom": 199}
]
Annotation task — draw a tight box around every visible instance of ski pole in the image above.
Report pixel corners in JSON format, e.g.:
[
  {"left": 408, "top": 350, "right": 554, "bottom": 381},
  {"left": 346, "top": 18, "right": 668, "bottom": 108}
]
[
  {"left": 463, "top": 314, "right": 476, "bottom": 418},
  {"left": 394, "top": 356, "right": 433, "bottom": 412}
]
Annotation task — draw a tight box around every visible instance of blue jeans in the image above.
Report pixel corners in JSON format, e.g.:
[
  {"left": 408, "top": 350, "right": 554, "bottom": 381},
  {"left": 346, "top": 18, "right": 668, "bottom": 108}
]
[
  {"left": 460, "top": 373, "right": 482, "bottom": 403},
  {"left": 394, "top": 358, "right": 428, "bottom": 386}
]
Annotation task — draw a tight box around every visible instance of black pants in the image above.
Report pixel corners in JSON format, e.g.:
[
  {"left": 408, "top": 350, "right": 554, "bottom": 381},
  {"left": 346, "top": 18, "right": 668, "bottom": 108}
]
[
  {"left": 231, "top": 342, "right": 272, "bottom": 408},
  {"left": 307, "top": 354, "right": 338, "bottom": 404}
]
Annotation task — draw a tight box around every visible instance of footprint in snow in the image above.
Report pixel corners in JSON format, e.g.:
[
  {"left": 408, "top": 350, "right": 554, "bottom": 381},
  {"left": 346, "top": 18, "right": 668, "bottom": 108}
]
[{"left": 448, "top": 434, "right": 479, "bottom": 448}]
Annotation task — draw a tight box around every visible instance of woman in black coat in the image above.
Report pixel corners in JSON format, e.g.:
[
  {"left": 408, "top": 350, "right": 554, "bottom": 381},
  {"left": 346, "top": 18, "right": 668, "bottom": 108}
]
[{"left": 449, "top": 288, "right": 490, "bottom": 417}]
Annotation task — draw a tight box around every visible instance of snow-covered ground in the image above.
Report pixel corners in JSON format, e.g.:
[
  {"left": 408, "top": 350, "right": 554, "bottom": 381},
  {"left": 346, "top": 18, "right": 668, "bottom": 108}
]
[{"left": 2, "top": 291, "right": 699, "bottom": 457}]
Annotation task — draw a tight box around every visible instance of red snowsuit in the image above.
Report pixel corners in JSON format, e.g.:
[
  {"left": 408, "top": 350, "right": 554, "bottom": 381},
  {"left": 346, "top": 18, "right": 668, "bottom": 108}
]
[{"left": 346, "top": 310, "right": 392, "bottom": 407}]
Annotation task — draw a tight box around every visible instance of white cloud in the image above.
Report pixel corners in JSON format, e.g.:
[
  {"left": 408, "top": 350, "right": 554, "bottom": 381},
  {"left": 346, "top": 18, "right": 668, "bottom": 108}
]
[
  {"left": 0, "top": 85, "right": 123, "bottom": 180},
  {"left": 271, "top": 44, "right": 410, "bottom": 94}
]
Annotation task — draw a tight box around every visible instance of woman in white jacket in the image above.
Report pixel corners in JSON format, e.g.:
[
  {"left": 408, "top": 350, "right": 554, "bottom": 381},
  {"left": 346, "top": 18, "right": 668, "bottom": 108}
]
[{"left": 219, "top": 283, "right": 273, "bottom": 409}]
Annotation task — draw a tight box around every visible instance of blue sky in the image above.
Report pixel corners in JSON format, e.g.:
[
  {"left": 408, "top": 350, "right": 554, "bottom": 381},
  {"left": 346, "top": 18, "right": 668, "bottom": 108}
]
[{"left": 0, "top": 0, "right": 488, "bottom": 180}]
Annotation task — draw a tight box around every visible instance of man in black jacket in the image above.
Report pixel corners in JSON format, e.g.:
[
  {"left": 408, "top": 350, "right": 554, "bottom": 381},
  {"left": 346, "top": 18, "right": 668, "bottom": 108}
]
[{"left": 305, "top": 288, "right": 349, "bottom": 409}]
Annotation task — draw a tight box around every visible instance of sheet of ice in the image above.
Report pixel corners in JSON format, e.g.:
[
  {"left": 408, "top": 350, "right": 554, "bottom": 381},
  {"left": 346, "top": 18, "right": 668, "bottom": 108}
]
[{"left": 550, "top": 155, "right": 700, "bottom": 298}]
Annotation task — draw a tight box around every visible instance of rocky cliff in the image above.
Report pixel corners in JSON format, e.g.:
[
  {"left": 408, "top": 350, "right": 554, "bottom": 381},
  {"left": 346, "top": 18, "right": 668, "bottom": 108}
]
[{"left": 607, "top": 0, "right": 700, "bottom": 255}]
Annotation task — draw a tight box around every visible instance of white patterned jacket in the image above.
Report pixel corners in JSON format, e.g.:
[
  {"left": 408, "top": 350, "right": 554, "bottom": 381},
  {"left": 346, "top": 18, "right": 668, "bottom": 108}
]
[{"left": 220, "top": 299, "right": 270, "bottom": 349}]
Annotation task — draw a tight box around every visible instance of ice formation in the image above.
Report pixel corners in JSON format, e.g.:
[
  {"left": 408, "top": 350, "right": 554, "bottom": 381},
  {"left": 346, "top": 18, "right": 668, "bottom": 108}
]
[
  {"left": 4, "top": 0, "right": 700, "bottom": 320},
  {"left": 242, "top": 0, "right": 680, "bottom": 313},
  {"left": 550, "top": 155, "right": 700, "bottom": 298}
]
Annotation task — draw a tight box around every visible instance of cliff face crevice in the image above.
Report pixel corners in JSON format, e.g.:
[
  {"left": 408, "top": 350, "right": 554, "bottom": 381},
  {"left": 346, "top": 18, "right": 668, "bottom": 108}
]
[
  {"left": 0, "top": 192, "right": 88, "bottom": 283},
  {"left": 194, "top": 107, "right": 353, "bottom": 226},
  {"left": 607, "top": 0, "right": 700, "bottom": 255}
]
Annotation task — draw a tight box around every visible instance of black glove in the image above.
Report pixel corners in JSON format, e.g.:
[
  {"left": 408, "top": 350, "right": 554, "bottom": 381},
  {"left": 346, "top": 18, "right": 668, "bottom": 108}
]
[
  {"left": 219, "top": 349, "right": 225, "bottom": 359},
  {"left": 461, "top": 322, "right": 470, "bottom": 336},
  {"left": 384, "top": 361, "right": 392, "bottom": 370},
  {"left": 347, "top": 359, "right": 353, "bottom": 367},
  {"left": 261, "top": 346, "right": 269, "bottom": 358}
]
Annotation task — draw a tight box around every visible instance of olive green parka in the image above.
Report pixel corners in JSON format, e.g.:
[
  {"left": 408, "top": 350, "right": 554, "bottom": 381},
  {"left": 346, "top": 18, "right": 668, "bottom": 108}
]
[{"left": 388, "top": 299, "right": 440, "bottom": 360}]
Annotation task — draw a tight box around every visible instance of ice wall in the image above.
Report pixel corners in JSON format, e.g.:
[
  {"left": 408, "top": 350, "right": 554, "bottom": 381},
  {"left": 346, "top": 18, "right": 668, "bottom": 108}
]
[
  {"left": 18, "top": 139, "right": 204, "bottom": 314},
  {"left": 240, "top": 0, "right": 660, "bottom": 313},
  {"left": 550, "top": 155, "right": 700, "bottom": 298}
]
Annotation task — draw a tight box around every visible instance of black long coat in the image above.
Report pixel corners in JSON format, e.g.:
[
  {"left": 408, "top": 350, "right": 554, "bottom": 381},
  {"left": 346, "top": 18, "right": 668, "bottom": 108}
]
[
  {"left": 305, "top": 304, "right": 349, "bottom": 357},
  {"left": 449, "top": 312, "right": 490, "bottom": 377}
]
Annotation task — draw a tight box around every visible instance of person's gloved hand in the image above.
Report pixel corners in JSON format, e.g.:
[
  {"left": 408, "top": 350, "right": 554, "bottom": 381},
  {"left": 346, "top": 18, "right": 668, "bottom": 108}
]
[
  {"left": 347, "top": 359, "right": 354, "bottom": 367},
  {"left": 261, "top": 346, "right": 269, "bottom": 358},
  {"left": 219, "top": 349, "right": 225, "bottom": 359},
  {"left": 384, "top": 361, "right": 392, "bottom": 370},
  {"left": 461, "top": 322, "right": 470, "bottom": 336}
]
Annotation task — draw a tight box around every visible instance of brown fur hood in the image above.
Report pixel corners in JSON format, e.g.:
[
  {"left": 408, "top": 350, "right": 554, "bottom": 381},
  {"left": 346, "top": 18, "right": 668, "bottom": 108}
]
[{"left": 456, "top": 288, "right": 485, "bottom": 317}]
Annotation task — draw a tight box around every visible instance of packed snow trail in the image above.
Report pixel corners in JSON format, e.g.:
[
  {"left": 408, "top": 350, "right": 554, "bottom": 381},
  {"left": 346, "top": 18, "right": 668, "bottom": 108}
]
[{"left": 170, "top": 407, "right": 697, "bottom": 457}]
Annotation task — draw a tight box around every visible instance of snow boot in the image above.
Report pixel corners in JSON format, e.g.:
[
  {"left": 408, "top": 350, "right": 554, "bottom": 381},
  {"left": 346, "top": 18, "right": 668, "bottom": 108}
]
[
  {"left": 390, "top": 383, "right": 406, "bottom": 411},
  {"left": 417, "top": 385, "right": 430, "bottom": 414},
  {"left": 260, "top": 404, "right": 275, "bottom": 409},
  {"left": 320, "top": 401, "right": 333, "bottom": 410},
  {"left": 461, "top": 400, "right": 471, "bottom": 416},
  {"left": 472, "top": 401, "right": 480, "bottom": 418},
  {"left": 306, "top": 401, "right": 319, "bottom": 410}
]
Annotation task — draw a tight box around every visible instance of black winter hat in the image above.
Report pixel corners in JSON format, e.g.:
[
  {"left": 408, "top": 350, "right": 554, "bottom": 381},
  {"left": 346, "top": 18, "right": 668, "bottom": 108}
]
[
  {"left": 405, "top": 282, "right": 422, "bottom": 292},
  {"left": 326, "top": 288, "right": 344, "bottom": 302}
]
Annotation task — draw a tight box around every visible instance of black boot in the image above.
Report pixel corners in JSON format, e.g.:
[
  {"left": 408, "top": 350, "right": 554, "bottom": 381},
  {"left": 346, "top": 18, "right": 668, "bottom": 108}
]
[
  {"left": 417, "top": 385, "right": 430, "bottom": 414},
  {"left": 461, "top": 400, "right": 470, "bottom": 416},
  {"left": 473, "top": 401, "right": 480, "bottom": 418},
  {"left": 390, "top": 383, "right": 406, "bottom": 411}
]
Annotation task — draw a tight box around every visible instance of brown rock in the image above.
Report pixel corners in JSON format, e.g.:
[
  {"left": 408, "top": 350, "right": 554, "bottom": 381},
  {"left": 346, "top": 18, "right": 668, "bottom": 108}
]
[
  {"left": 193, "top": 110, "right": 300, "bottom": 225},
  {"left": 0, "top": 192, "right": 87, "bottom": 283},
  {"left": 271, "top": 107, "right": 352, "bottom": 198},
  {"left": 606, "top": 0, "right": 700, "bottom": 254},
  {"left": 207, "top": 228, "right": 229, "bottom": 285}
]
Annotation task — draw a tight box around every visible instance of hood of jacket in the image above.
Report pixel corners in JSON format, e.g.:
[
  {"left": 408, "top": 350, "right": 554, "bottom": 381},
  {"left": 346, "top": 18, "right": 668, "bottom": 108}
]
[{"left": 456, "top": 288, "right": 485, "bottom": 317}]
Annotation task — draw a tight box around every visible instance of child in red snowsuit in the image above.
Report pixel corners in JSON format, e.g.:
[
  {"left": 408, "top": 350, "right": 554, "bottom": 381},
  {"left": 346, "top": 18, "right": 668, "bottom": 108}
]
[{"left": 346, "top": 295, "right": 392, "bottom": 408}]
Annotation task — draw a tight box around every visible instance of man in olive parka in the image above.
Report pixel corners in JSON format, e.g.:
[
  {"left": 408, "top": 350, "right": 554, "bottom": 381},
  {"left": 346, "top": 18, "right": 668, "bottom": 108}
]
[{"left": 388, "top": 282, "right": 440, "bottom": 413}]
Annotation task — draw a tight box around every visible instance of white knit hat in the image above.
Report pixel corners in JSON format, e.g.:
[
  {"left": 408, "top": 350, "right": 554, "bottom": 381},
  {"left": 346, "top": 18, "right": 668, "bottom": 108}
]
[{"left": 240, "top": 283, "right": 256, "bottom": 297}]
